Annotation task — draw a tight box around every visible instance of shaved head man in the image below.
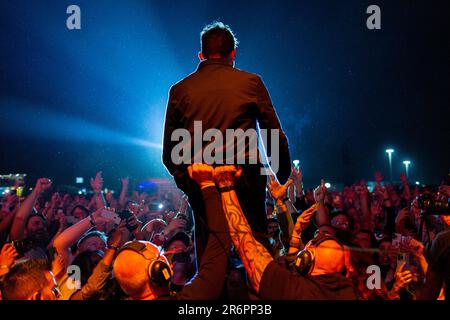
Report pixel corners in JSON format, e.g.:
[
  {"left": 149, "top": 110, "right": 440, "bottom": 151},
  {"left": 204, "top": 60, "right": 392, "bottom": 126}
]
[{"left": 113, "top": 241, "right": 171, "bottom": 300}]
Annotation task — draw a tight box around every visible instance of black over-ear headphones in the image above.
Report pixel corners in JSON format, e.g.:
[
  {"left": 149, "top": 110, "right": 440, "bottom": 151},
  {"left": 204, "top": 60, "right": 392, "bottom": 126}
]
[
  {"left": 118, "top": 241, "right": 173, "bottom": 287},
  {"left": 293, "top": 234, "right": 343, "bottom": 276}
]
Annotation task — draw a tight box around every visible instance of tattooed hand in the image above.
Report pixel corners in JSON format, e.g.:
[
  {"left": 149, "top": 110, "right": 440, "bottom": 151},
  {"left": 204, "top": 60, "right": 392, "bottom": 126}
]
[{"left": 213, "top": 165, "right": 243, "bottom": 188}]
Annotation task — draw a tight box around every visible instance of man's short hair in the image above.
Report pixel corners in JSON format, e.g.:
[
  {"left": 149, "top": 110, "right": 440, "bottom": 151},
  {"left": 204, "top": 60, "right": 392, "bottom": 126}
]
[
  {"left": 70, "top": 204, "right": 90, "bottom": 218},
  {"left": 200, "top": 21, "right": 238, "bottom": 59},
  {"left": 0, "top": 259, "right": 49, "bottom": 300},
  {"left": 25, "top": 212, "right": 46, "bottom": 228}
]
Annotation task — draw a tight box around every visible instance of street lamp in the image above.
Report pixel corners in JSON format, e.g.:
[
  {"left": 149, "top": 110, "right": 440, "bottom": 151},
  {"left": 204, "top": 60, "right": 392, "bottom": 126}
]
[
  {"left": 403, "top": 160, "right": 411, "bottom": 178},
  {"left": 385, "top": 149, "right": 394, "bottom": 181}
]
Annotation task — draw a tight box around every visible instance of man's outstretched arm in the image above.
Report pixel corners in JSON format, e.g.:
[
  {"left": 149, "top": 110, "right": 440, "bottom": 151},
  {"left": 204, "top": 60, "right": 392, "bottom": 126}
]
[
  {"left": 214, "top": 166, "right": 273, "bottom": 294},
  {"left": 177, "top": 164, "right": 232, "bottom": 300}
]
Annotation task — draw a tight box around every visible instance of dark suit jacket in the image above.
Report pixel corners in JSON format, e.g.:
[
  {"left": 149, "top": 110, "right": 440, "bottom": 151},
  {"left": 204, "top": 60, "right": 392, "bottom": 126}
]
[{"left": 162, "top": 58, "right": 291, "bottom": 183}]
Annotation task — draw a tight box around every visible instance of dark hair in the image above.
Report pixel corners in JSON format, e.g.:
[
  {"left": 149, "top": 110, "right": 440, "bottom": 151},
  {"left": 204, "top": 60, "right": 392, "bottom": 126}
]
[
  {"left": 0, "top": 259, "right": 49, "bottom": 300},
  {"left": 357, "top": 229, "right": 378, "bottom": 248},
  {"left": 200, "top": 21, "right": 238, "bottom": 59},
  {"left": 77, "top": 230, "right": 107, "bottom": 249},
  {"left": 70, "top": 205, "right": 90, "bottom": 218},
  {"left": 72, "top": 250, "right": 104, "bottom": 286},
  {"left": 25, "top": 213, "right": 46, "bottom": 228},
  {"left": 330, "top": 210, "right": 355, "bottom": 231}
]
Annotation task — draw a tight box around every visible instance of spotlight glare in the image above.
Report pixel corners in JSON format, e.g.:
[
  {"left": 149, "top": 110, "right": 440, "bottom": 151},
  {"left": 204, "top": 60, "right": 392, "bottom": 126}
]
[{"left": 325, "top": 182, "right": 331, "bottom": 188}]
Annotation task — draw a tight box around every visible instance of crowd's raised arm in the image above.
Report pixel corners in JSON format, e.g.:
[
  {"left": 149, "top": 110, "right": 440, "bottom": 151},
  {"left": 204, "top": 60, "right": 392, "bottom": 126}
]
[{"left": 0, "top": 165, "right": 449, "bottom": 300}]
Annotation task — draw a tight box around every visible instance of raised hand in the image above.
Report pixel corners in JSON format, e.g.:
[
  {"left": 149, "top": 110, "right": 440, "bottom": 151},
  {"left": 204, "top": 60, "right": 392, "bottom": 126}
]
[
  {"left": 90, "top": 171, "right": 103, "bottom": 193},
  {"left": 313, "top": 181, "right": 327, "bottom": 203},
  {"left": 267, "top": 175, "right": 293, "bottom": 202},
  {"left": 121, "top": 177, "right": 129, "bottom": 188},
  {"left": 164, "top": 217, "right": 187, "bottom": 236},
  {"left": 392, "top": 261, "right": 415, "bottom": 292},
  {"left": 35, "top": 178, "right": 52, "bottom": 194},
  {"left": 187, "top": 163, "right": 215, "bottom": 189},
  {"left": 0, "top": 243, "right": 19, "bottom": 270},
  {"left": 290, "top": 166, "right": 303, "bottom": 184},
  {"left": 400, "top": 238, "right": 424, "bottom": 258},
  {"left": 213, "top": 165, "right": 243, "bottom": 188},
  {"left": 51, "top": 192, "right": 61, "bottom": 207},
  {"left": 293, "top": 203, "right": 319, "bottom": 235}
]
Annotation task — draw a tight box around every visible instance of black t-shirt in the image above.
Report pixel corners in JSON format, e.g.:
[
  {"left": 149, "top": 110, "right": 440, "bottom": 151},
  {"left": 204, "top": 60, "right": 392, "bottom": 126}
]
[{"left": 259, "top": 261, "right": 357, "bottom": 300}]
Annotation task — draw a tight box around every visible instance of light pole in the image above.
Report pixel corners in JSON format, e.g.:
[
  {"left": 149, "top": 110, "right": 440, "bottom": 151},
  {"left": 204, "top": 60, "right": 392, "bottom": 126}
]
[
  {"left": 386, "top": 149, "right": 394, "bottom": 182},
  {"left": 403, "top": 160, "right": 411, "bottom": 179}
]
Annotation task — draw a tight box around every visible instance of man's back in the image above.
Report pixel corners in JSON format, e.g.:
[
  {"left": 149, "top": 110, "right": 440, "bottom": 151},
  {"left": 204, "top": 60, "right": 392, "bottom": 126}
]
[{"left": 163, "top": 58, "right": 290, "bottom": 182}]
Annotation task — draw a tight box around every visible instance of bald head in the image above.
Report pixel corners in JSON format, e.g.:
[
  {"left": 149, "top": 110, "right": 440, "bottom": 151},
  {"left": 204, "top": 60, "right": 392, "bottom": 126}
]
[
  {"left": 113, "top": 250, "right": 152, "bottom": 299},
  {"left": 310, "top": 240, "right": 345, "bottom": 276}
]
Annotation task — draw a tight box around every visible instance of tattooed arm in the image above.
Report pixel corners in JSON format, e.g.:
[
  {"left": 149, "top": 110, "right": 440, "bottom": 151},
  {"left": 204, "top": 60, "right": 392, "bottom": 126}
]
[{"left": 214, "top": 166, "right": 274, "bottom": 294}]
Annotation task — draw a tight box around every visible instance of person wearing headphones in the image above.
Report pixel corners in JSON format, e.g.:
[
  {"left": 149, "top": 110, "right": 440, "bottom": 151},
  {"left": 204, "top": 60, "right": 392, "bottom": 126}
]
[
  {"left": 211, "top": 164, "right": 357, "bottom": 299},
  {"left": 113, "top": 163, "right": 232, "bottom": 300}
]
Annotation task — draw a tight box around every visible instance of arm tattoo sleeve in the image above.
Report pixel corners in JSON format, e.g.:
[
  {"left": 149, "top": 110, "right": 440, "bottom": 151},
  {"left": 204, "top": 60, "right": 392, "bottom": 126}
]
[{"left": 220, "top": 191, "right": 273, "bottom": 293}]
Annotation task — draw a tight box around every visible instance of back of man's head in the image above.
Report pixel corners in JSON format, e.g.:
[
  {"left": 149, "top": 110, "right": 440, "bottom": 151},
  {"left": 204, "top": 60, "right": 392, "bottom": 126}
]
[
  {"left": 0, "top": 259, "right": 50, "bottom": 300},
  {"left": 200, "top": 21, "right": 238, "bottom": 59},
  {"left": 311, "top": 240, "right": 346, "bottom": 276},
  {"left": 113, "top": 241, "right": 170, "bottom": 300}
]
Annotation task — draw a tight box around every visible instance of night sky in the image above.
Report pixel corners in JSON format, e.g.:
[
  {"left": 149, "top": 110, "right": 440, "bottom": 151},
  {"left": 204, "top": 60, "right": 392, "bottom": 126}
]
[{"left": 0, "top": 0, "right": 449, "bottom": 190}]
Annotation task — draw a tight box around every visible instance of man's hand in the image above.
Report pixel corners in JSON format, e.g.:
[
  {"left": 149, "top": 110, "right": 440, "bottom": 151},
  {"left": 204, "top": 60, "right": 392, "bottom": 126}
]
[
  {"left": 164, "top": 217, "right": 187, "bottom": 236},
  {"left": 91, "top": 208, "right": 118, "bottom": 226},
  {"left": 0, "top": 243, "right": 18, "bottom": 270},
  {"left": 90, "top": 171, "right": 103, "bottom": 193},
  {"left": 293, "top": 204, "right": 319, "bottom": 235},
  {"left": 313, "top": 181, "right": 327, "bottom": 203},
  {"left": 35, "top": 178, "right": 52, "bottom": 194},
  {"left": 187, "top": 164, "right": 215, "bottom": 190},
  {"left": 290, "top": 166, "right": 302, "bottom": 184},
  {"left": 51, "top": 192, "right": 61, "bottom": 207},
  {"left": 400, "top": 238, "right": 424, "bottom": 258},
  {"left": 392, "top": 261, "right": 414, "bottom": 292},
  {"left": 213, "top": 165, "right": 242, "bottom": 188},
  {"left": 121, "top": 177, "right": 129, "bottom": 188},
  {"left": 267, "top": 175, "right": 293, "bottom": 202}
]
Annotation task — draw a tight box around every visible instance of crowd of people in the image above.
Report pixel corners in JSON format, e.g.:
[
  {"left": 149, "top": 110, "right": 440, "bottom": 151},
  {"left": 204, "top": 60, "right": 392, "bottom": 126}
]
[{"left": 0, "top": 164, "right": 448, "bottom": 300}]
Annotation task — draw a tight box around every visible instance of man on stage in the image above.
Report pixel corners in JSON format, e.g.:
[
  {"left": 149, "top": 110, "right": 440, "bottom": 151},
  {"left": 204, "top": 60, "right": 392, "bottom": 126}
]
[{"left": 162, "top": 21, "right": 291, "bottom": 263}]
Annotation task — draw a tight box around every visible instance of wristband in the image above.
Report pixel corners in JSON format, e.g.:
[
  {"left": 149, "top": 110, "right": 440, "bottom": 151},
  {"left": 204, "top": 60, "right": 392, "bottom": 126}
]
[{"left": 218, "top": 186, "right": 235, "bottom": 193}]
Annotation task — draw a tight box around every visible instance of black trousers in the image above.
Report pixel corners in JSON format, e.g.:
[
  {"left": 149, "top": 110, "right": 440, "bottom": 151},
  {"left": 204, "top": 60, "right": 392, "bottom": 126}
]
[{"left": 173, "top": 164, "right": 269, "bottom": 264}]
